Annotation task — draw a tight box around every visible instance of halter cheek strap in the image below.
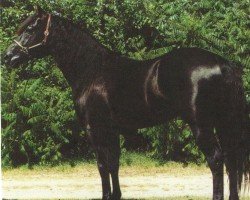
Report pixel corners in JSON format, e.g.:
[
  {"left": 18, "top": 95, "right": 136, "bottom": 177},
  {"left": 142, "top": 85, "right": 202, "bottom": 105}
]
[{"left": 14, "top": 14, "right": 51, "bottom": 54}]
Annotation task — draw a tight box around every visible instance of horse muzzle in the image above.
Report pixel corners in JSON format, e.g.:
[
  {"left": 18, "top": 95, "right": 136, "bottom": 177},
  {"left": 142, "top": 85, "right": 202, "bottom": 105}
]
[{"left": 4, "top": 48, "right": 29, "bottom": 68}]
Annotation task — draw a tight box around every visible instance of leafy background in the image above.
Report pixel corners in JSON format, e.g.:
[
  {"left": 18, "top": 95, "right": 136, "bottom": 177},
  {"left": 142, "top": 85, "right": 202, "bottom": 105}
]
[{"left": 1, "top": 0, "right": 249, "bottom": 166}]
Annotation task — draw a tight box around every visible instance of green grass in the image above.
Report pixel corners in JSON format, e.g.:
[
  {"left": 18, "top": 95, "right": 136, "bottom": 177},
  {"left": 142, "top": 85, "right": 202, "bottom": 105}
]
[
  {"left": 2, "top": 152, "right": 210, "bottom": 180},
  {"left": 0, "top": 151, "right": 188, "bottom": 170},
  {"left": 120, "top": 151, "right": 162, "bottom": 167},
  {"left": 120, "top": 151, "right": 206, "bottom": 168}
]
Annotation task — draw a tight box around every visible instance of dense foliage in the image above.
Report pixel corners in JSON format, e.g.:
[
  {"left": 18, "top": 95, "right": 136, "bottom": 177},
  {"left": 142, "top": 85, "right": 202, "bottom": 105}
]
[{"left": 1, "top": 0, "right": 249, "bottom": 166}]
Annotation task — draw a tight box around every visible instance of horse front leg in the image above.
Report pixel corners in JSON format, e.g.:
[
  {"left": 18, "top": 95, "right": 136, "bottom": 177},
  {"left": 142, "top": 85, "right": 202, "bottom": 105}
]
[
  {"left": 88, "top": 128, "right": 111, "bottom": 200},
  {"left": 109, "top": 134, "right": 121, "bottom": 199},
  {"left": 191, "top": 125, "right": 224, "bottom": 200},
  {"left": 89, "top": 127, "right": 121, "bottom": 200},
  {"left": 225, "top": 153, "right": 239, "bottom": 200},
  {"left": 96, "top": 146, "right": 112, "bottom": 199}
]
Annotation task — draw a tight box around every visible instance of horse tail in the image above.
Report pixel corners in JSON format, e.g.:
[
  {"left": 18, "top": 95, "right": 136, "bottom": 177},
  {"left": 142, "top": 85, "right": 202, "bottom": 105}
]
[{"left": 223, "top": 63, "right": 250, "bottom": 190}]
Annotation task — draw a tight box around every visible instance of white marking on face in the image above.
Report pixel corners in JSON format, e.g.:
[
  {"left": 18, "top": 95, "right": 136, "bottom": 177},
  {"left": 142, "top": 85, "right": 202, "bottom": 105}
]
[
  {"left": 86, "top": 124, "right": 91, "bottom": 130},
  {"left": 10, "top": 55, "right": 20, "bottom": 62},
  {"left": 191, "top": 66, "right": 221, "bottom": 112}
]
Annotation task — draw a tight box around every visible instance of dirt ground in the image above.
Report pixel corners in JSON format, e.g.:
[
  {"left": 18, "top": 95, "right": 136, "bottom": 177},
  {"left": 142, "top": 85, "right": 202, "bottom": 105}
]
[{"left": 2, "top": 164, "right": 250, "bottom": 199}]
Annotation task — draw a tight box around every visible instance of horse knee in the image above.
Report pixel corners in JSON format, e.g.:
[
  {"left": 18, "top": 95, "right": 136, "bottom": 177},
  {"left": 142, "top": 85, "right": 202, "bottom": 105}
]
[{"left": 208, "top": 151, "right": 223, "bottom": 174}]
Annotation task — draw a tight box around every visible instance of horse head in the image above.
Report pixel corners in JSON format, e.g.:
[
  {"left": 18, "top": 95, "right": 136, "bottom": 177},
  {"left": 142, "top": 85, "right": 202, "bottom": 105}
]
[{"left": 5, "top": 6, "right": 52, "bottom": 67}]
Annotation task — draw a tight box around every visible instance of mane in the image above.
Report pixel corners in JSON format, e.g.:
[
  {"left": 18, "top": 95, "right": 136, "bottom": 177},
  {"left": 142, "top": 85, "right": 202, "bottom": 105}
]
[{"left": 54, "top": 15, "right": 123, "bottom": 57}]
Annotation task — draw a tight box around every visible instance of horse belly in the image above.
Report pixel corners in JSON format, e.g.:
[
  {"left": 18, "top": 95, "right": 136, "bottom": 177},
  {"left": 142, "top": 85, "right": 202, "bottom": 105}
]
[
  {"left": 110, "top": 95, "right": 170, "bottom": 129},
  {"left": 111, "top": 110, "right": 165, "bottom": 129}
]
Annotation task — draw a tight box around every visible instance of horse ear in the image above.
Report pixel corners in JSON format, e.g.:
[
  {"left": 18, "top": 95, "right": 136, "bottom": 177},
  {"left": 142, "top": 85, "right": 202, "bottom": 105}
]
[{"left": 34, "top": 5, "right": 45, "bottom": 16}]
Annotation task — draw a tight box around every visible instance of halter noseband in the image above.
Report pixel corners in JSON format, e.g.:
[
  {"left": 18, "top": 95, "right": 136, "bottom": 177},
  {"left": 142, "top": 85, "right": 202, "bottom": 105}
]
[{"left": 14, "top": 14, "right": 51, "bottom": 54}]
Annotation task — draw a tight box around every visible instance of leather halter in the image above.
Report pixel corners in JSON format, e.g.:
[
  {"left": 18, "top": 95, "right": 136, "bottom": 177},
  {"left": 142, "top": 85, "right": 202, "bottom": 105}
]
[{"left": 14, "top": 14, "right": 51, "bottom": 54}]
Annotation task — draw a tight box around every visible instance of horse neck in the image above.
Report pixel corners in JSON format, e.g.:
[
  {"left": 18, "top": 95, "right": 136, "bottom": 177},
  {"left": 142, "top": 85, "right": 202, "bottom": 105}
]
[{"left": 49, "top": 16, "right": 115, "bottom": 94}]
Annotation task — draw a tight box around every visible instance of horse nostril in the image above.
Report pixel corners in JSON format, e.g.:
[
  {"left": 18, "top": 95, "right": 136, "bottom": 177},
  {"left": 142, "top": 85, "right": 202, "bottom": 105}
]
[{"left": 4, "top": 54, "right": 8, "bottom": 61}]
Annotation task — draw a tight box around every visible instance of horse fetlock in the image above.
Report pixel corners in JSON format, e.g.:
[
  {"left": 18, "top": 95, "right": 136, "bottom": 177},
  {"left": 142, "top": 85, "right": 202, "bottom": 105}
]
[
  {"left": 213, "top": 194, "right": 223, "bottom": 200},
  {"left": 229, "top": 194, "right": 239, "bottom": 200}
]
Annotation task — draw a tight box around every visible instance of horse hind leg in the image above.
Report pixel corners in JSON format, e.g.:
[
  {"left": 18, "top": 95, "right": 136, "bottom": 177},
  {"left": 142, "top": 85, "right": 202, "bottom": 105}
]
[
  {"left": 216, "top": 125, "right": 241, "bottom": 200},
  {"left": 190, "top": 123, "right": 224, "bottom": 200},
  {"left": 188, "top": 69, "right": 227, "bottom": 199}
]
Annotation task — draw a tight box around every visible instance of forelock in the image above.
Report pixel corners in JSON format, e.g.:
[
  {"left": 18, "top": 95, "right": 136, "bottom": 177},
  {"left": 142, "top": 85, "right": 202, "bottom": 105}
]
[{"left": 16, "top": 14, "right": 37, "bottom": 35}]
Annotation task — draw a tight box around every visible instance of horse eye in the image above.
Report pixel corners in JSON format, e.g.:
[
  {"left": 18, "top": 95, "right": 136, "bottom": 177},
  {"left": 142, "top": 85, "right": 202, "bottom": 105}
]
[{"left": 27, "top": 25, "right": 34, "bottom": 30}]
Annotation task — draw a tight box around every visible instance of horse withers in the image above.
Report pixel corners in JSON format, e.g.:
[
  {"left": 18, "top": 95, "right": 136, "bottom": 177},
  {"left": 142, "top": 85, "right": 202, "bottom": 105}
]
[{"left": 5, "top": 6, "right": 250, "bottom": 200}]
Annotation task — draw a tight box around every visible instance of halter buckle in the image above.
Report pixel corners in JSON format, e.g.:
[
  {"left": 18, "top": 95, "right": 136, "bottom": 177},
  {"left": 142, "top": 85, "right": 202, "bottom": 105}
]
[{"left": 44, "top": 30, "right": 49, "bottom": 36}]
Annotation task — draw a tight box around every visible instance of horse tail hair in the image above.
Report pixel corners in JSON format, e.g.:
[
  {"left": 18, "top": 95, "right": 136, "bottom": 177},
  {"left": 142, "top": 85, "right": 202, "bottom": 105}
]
[{"left": 222, "top": 63, "right": 250, "bottom": 190}]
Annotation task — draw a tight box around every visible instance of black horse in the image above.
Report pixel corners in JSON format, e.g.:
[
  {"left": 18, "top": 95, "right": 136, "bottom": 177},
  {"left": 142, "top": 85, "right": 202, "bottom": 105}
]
[{"left": 5, "top": 7, "right": 250, "bottom": 200}]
